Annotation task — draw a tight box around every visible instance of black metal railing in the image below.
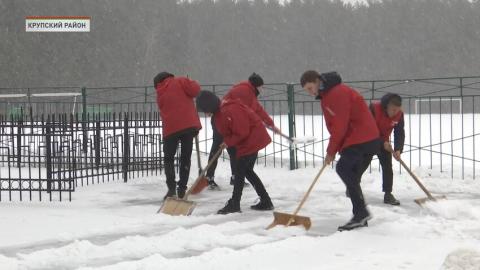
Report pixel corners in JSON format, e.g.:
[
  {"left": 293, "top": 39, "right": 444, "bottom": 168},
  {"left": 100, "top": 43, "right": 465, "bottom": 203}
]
[
  {"left": 0, "top": 113, "right": 164, "bottom": 201},
  {"left": 1, "top": 75, "right": 480, "bottom": 201}
]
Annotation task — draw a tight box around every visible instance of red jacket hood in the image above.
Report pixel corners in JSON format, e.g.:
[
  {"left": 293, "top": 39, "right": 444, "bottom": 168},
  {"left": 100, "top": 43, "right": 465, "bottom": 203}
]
[
  {"left": 235, "top": 81, "right": 258, "bottom": 95},
  {"left": 155, "top": 77, "right": 174, "bottom": 94}
]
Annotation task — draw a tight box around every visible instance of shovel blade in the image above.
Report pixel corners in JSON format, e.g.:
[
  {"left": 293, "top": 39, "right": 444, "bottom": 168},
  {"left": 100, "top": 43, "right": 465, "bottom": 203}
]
[
  {"left": 190, "top": 176, "right": 209, "bottom": 195},
  {"left": 266, "top": 211, "right": 312, "bottom": 230},
  {"left": 414, "top": 195, "right": 447, "bottom": 206},
  {"left": 158, "top": 197, "right": 197, "bottom": 216}
]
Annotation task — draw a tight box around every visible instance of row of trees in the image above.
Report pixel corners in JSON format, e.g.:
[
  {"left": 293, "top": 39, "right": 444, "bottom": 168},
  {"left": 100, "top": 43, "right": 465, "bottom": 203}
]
[{"left": 1, "top": 0, "right": 479, "bottom": 88}]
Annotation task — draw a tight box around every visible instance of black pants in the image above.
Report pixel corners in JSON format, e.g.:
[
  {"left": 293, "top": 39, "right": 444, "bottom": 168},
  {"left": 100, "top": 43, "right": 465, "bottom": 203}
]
[
  {"left": 163, "top": 129, "right": 197, "bottom": 192},
  {"left": 206, "top": 118, "right": 237, "bottom": 179},
  {"left": 336, "top": 139, "right": 381, "bottom": 217},
  {"left": 377, "top": 147, "right": 393, "bottom": 193},
  {"left": 231, "top": 152, "right": 270, "bottom": 204}
]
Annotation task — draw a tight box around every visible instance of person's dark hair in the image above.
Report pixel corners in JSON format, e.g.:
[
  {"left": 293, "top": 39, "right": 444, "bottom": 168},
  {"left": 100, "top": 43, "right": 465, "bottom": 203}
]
[
  {"left": 300, "top": 70, "right": 321, "bottom": 87},
  {"left": 153, "top": 72, "right": 174, "bottom": 88},
  {"left": 381, "top": 93, "right": 402, "bottom": 108},
  {"left": 196, "top": 90, "right": 221, "bottom": 113}
]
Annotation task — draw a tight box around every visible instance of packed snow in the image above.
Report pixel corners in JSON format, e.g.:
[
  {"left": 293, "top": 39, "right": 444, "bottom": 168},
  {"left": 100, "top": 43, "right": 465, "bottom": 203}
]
[
  {"left": 1, "top": 156, "right": 479, "bottom": 270},
  {"left": 442, "top": 249, "right": 480, "bottom": 270}
]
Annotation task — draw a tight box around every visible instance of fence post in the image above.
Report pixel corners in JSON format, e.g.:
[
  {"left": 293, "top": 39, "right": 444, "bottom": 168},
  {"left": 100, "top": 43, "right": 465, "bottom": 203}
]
[
  {"left": 123, "top": 115, "right": 130, "bottom": 182},
  {"left": 69, "top": 114, "right": 76, "bottom": 199},
  {"left": 81, "top": 87, "right": 87, "bottom": 118},
  {"left": 27, "top": 87, "right": 32, "bottom": 117},
  {"left": 45, "top": 121, "right": 52, "bottom": 194},
  {"left": 16, "top": 113, "right": 22, "bottom": 168},
  {"left": 94, "top": 120, "right": 101, "bottom": 168},
  {"left": 371, "top": 81, "right": 375, "bottom": 101},
  {"left": 287, "top": 83, "right": 297, "bottom": 170},
  {"left": 460, "top": 77, "right": 464, "bottom": 179},
  {"left": 81, "top": 87, "right": 88, "bottom": 153}
]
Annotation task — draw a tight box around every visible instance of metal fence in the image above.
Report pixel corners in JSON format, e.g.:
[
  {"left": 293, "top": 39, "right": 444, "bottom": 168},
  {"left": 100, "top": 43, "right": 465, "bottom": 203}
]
[
  {"left": 1, "top": 76, "right": 480, "bottom": 116},
  {"left": 201, "top": 76, "right": 480, "bottom": 181},
  {"left": 1, "top": 75, "right": 480, "bottom": 201},
  {"left": 289, "top": 83, "right": 480, "bottom": 181},
  {"left": 0, "top": 112, "right": 164, "bottom": 201}
]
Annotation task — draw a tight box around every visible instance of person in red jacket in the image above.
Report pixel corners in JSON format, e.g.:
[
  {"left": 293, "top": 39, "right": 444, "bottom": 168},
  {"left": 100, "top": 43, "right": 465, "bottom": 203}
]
[
  {"left": 300, "top": 70, "right": 381, "bottom": 231},
  {"left": 205, "top": 73, "right": 281, "bottom": 190},
  {"left": 370, "top": 93, "right": 405, "bottom": 205},
  {"left": 154, "top": 72, "right": 202, "bottom": 200},
  {"left": 196, "top": 90, "right": 274, "bottom": 214}
]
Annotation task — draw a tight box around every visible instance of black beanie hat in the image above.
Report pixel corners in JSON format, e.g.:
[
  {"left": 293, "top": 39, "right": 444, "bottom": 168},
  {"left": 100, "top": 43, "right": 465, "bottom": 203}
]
[
  {"left": 196, "top": 90, "right": 221, "bottom": 113},
  {"left": 248, "top": 73, "right": 264, "bottom": 88},
  {"left": 153, "top": 72, "right": 174, "bottom": 88}
]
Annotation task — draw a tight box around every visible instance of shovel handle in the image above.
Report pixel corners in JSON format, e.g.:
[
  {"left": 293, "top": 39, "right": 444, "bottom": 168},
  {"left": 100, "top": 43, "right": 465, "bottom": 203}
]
[
  {"left": 289, "top": 163, "right": 328, "bottom": 219},
  {"left": 185, "top": 144, "right": 226, "bottom": 199},
  {"left": 398, "top": 158, "right": 434, "bottom": 199},
  {"left": 266, "top": 126, "right": 294, "bottom": 143}
]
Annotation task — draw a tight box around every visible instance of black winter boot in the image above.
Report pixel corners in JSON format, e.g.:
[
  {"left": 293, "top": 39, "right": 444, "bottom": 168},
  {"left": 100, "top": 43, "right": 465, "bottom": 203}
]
[
  {"left": 177, "top": 187, "right": 186, "bottom": 199},
  {"left": 384, "top": 192, "right": 400, "bottom": 206},
  {"left": 250, "top": 197, "right": 274, "bottom": 211},
  {"left": 217, "top": 199, "right": 241, "bottom": 215},
  {"left": 338, "top": 210, "right": 372, "bottom": 231}
]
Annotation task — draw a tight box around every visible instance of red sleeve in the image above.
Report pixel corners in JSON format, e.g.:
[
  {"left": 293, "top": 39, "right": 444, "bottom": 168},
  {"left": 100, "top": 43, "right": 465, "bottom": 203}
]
[
  {"left": 229, "top": 84, "right": 274, "bottom": 127},
  {"left": 178, "top": 77, "right": 201, "bottom": 97},
  {"left": 251, "top": 99, "right": 274, "bottom": 127},
  {"left": 324, "top": 88, "right": 352, "bottom": 155},
  {"left": 221, "top": 110, "right": 250, "bottom": 147}
]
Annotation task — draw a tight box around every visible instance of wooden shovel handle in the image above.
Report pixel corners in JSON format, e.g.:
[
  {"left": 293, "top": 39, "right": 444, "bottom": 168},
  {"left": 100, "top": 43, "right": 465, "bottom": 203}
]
[
  {"left": 185, "top": 144, "right": 226, "bottom": 199},
  {"left": 398, "top": 158, "right": 434, "bottom": 199},
  {"left": 266, "top": 126, "right": 293, "bottom": 143},
  {"left": 290, "top": 163, "right": 328, "bottom": 217}
]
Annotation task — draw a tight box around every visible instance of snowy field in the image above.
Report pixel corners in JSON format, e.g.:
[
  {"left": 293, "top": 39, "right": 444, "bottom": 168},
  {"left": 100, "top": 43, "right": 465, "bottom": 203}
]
[{"left": 1, "top": 156, "right": 480, "bottom": 269}]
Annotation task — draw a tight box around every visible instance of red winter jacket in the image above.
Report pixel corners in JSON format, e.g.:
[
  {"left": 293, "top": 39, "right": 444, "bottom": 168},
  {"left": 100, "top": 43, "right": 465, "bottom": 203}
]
[
  {"left": 213, "top": 99, "right": 271, "bottom": 158},
  {"left": 319, "top": 83, "right": 379, "bottom": 156},
  {"left": 155, "top": 76, "right": 202, "bottom": 138},
  {"left": 223, "top": 81, "right": 275, "bottom": 127},
  {"left": 370, "top": 101, "right": 405, "bottom": 152}
]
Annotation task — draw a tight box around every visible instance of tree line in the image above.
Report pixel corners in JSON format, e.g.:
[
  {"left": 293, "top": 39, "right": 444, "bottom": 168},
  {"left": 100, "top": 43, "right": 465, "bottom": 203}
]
[{"left": 1, "top": 0, "right": 479, "bottom": 89}]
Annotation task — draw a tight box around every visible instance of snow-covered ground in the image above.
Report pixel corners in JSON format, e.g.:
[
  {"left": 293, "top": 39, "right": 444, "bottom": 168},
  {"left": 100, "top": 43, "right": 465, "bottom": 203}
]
[{"left": 1, "top": 157, "right": 479, "bottom": 270}]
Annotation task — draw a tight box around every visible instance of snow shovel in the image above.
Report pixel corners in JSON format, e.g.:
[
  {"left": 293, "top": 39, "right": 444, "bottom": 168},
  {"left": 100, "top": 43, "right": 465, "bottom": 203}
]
[
  {"left": 266, "top": 163, "right": 328, "bottom": 230},
  {"left": 266, "top": 126, "right": 316, "bottom": 145},
  {"left": 190, "top": 136, "right": 209, "bottom": 194},
  {"left": 157, "top": 144, "right": 226, "bottom": 216},
  {"left": 398, "top": 158, "right": 447, "bottom": 205}
]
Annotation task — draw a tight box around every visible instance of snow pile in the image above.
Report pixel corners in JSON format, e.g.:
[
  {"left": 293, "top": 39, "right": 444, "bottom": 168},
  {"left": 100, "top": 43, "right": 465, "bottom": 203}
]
[
  {"left": 441, "top": 248, "right": 480, "bottom": 270},
  {"left": 0, "top": 254, "right": 17, "bottom": 269},
  {"left": 76, "top": 233, "right": 464, "bottom": 270},
  {"left": 1, "top": 161, "right": 480, "bottom": 269},
  {"left": 15, "top": 224, "right": 274, "bottom": 270},
  {"left": 424, "top": 199, "right": 480, "bottom": 221}
]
